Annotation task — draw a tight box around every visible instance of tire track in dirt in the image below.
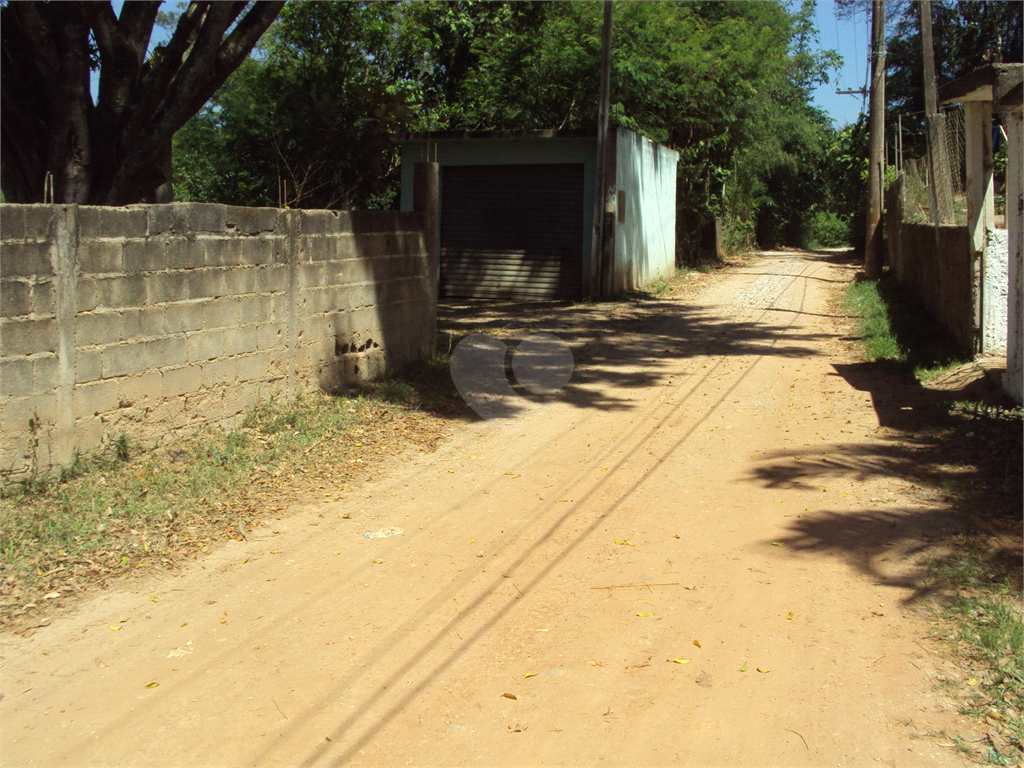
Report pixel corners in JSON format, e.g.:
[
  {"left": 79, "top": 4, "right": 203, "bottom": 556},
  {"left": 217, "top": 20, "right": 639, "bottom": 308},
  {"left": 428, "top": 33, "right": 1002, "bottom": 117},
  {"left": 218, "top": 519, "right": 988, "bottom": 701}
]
[{"left": 0, "top": 252, "right": 968, "bottom": 768}]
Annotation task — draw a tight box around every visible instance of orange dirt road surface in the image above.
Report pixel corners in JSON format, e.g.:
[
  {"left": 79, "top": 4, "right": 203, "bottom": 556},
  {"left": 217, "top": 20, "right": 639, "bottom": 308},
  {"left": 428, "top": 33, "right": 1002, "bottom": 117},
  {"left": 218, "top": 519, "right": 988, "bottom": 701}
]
[{"left": 1, "top": 251, "right": 971, "bottom": 767}]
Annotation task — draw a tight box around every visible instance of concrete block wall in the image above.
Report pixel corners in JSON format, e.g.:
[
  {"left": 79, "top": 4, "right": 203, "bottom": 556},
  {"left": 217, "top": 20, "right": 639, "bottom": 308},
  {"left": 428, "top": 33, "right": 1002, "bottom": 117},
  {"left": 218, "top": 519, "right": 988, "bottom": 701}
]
[
  {"left": 885, "top": 179, "right": 976, "bottom": 353},
  {"left": 890, "top": 222, "right": 974, "bottom": 351},
  {"left": 0, "top": 203, "right": 434, "bottom": 478}
]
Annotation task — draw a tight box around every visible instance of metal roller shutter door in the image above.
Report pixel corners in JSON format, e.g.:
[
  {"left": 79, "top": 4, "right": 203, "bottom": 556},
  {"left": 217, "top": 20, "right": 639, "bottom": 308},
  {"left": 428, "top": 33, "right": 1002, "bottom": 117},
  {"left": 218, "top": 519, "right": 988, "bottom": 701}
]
[{"left": 440, "top": 163, "right": 584, "bottom": 300}]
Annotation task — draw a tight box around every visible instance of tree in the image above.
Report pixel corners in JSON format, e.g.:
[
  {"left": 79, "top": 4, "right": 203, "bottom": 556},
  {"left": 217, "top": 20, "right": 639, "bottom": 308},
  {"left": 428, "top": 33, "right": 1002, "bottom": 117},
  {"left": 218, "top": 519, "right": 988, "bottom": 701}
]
[
  {"left": 423, "top": 0, "right": 839, "bottom": 256},
  {"left": 173, "top": 1, "right": 551, "bottom": 210},
  {"left": 172, "top": 1, "right": 839, "bottom": 260},
  {"left": 0, "top": 0, "right": 284, "bottom": 206},
  {"left": 886, "top": 0, "right": 1022, "bottom": 160}
]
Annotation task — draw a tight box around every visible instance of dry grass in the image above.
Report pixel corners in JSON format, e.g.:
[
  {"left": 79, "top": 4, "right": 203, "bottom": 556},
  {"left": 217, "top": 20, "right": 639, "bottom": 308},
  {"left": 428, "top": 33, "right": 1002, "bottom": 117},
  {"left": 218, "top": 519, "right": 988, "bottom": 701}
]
[{"left": 0, "top": 360, "right": 467, "bottom": 635}]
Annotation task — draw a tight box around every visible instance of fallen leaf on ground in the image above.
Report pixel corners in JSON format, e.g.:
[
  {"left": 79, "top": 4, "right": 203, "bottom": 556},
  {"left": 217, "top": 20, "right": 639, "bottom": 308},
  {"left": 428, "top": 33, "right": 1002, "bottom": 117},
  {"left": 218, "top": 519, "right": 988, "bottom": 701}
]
[
  {"left": 771, "top": 542, "right": 783, "bottom": 547},
  {"left": 785, "top": 612, "right": 794, "bottom": 620},
  {"left": 502, "top": 693, "right": 517, "bottom": 700},
  {"left": 757, "top": 667, "right": 770, "bottom": 673},
  {"left": 636, "top": 612, "right": 655, "bottom": 617},
  {"left": 144, "top": 681, "right": 159, "bottom": 688},
  {"left": 109, "top": 625, "right": 121, "bottom": 631},
  {"left": 966, "top": 678, "right": 979, "bottom": 686},
  {"left": 739, "top": 662, "right": 748, "bottom": 672},
  {"left": 615, "top": 540, "right": 634, "bottom": 546},
  {"left": 692, "top": 639, "right": 702, "bottom": 648},
  {"left": 524, "top": 673, "right": 537, "bottom": 679},
  {"left": 671, "top": 658, "right": 690, "bottom": 664}
]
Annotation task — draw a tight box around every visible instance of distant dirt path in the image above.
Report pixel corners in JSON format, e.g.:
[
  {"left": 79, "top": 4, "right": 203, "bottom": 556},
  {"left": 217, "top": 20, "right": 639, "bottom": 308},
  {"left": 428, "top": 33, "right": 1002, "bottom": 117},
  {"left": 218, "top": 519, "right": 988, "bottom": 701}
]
[{"left": 1, "top": 250, "right": 971, "bottom": 767}]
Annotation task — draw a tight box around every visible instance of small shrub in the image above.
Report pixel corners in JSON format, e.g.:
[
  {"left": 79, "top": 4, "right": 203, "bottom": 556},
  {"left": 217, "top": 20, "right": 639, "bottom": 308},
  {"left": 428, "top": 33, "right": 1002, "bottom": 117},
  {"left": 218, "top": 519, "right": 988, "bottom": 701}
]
[
  {"left": 721, "top": 212, "right": 756, "bottom": 255},
  {"left": 804, "top": 211, "right": 850, "bottom": 249},
  {"left": 373, "top": 379, "right": 418, "bottom": 407},
  {"left": 110, "top": 432, "right": 134, "bottom": 462}
]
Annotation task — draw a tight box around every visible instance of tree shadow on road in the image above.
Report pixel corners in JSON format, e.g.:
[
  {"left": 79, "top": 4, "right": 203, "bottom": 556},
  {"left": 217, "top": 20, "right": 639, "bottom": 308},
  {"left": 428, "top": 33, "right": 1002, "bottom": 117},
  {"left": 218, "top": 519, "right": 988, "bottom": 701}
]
[
  {"left": 751, "top": 360, "right": 1022, "bottom": 604},
  {"left": 433, "top": 283, "right": 838, "bottom": 419}
]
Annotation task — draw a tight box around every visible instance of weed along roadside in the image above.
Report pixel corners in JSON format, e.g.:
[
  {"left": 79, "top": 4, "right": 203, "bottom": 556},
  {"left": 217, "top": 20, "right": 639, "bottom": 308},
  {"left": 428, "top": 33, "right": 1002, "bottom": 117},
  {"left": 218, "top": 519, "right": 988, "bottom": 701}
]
[
  {"left": 0, "top": 250, "right": 1020, "bottom": 767},
  {"left": 0, "top": 380, "right": 463, "bottom": 635},
  {"left": 838, "top": 273, "right": 1023, "bottom": 764},
  {"left": 0, "top": 264, "right": 710, "bottom": 632}
]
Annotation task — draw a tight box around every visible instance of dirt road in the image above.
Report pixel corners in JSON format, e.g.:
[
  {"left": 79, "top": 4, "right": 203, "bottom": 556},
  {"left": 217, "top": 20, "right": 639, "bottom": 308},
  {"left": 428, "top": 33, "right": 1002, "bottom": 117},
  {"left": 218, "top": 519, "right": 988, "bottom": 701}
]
[{"left": 1, "top": 250, "right": 972, "bottom": 767}]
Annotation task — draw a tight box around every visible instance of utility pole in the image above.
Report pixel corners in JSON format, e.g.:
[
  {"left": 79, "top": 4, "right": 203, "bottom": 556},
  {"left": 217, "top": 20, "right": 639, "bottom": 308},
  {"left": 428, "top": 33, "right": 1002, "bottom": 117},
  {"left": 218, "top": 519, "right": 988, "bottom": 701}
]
[
  {"left": 920, "top": 0, "right": 937, "bottom": 116},
  {"left": 863, "top": 0, "right": 886, "bottom": 280},
  {"left": 591, "top": 0, "right": 613, "bottom": 296},
  {"left": 920, "top": 0, "right": 943, "bottom": 229}
]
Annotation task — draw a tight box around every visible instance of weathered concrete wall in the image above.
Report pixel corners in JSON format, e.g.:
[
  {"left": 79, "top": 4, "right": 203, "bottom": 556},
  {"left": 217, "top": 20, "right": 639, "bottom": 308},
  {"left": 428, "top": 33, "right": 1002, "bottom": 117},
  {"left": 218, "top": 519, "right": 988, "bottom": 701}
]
[
  {"left": 886, "top": 220, "right": 975, "bottom": 352},
  {"left": 983, "top": 226, "right": 1009, "bottom": 352},
  {"left": 0, "top": 203, "right": 434, "bottom": 478},
  {"left": 1004, "top": 110, "right": 1023, "bottom": 404},
  {"left": 886, "top": 178, "right": 976, "bottom": 352},
  {"left": 612, "top": 126, "right": 679, "bottom": 293}
]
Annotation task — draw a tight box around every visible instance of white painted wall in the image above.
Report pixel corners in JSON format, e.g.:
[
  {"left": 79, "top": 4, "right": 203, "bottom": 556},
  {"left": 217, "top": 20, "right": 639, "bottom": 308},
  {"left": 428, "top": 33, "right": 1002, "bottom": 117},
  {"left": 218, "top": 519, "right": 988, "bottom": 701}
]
[
  {"left": 983, "top": 227, "right": 1009, "bottom": 352},
  {"left": 613, "top": 127, "right": 679, "bottom": 292}
]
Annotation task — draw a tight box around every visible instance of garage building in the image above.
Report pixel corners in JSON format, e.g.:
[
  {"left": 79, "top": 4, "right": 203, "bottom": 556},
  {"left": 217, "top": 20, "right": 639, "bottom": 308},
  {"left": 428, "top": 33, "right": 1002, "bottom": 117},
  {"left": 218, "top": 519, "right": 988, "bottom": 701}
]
[{"left": 398, "top": 126, "right": 678, "bottom": 301}]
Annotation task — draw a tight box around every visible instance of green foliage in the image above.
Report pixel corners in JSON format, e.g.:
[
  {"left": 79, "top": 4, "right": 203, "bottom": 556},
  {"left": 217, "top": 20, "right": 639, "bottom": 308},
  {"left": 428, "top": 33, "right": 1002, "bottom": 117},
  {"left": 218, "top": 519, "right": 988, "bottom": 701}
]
[
  {"left": 174, "top": 0, "right": 841, "bottom": 263},
  {"left": 175, "top": 2, "right": 422, "bottom": 209},
  {"left": 842, "top": 276, "right": 971, "bottom": 375},
  {"left": 886, "top": 1, "right": 1022, "bottom": 164},
  {"left": 823, "top": 115, "right": 869, "bottom": 251},
  {"left": 843, "top": 279, "right": 904, "bottom": 361},
  {"left": 803, "top": 211, "right": 850, "bottom": 248}
]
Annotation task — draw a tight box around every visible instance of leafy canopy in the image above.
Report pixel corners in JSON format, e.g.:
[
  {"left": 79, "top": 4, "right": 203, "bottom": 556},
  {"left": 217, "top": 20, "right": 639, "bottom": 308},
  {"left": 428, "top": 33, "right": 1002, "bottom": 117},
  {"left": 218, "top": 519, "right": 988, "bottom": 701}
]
[{"left": 174, "top": 1, "right": 841, "bottom": 257}]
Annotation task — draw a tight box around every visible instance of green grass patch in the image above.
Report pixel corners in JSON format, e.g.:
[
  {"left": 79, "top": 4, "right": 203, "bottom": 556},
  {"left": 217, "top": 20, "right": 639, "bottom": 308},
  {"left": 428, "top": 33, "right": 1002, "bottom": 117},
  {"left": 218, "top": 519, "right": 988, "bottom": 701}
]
[
  {"left": 1, "top": 356, "right": 461, "bottom": 628},
  {"left": 842, "top": 276, "right": 971, "bottom": 377},
  {"left": 843, "top": 275, "right": 1022, "bottom": 759},
  {"left": 930, "top": 592, "right": 1024, "bottom": 756}
]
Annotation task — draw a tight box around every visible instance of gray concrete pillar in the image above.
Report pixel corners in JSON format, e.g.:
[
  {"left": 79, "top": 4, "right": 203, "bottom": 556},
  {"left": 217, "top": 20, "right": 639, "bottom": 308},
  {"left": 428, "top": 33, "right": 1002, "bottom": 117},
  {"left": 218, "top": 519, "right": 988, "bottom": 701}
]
[
  {"left": 1004, "top": 109, "right": 1023, "bottom": 403},
  {"left": 413, "top": 162, "right": 439, "bottom": 356},
  {"left": 53, "top": 205, "right": 78, "bottom": 468},
  {"left": 285, "top": 209, "right": 299, "bottom": 398}
]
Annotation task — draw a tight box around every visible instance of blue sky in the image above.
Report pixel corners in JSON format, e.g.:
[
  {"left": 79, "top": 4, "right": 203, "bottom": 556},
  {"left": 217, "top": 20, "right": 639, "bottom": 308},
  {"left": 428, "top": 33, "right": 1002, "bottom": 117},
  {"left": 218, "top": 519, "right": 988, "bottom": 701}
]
[{"left": 810, "top": 0, "right": 874, "bottom": 128}]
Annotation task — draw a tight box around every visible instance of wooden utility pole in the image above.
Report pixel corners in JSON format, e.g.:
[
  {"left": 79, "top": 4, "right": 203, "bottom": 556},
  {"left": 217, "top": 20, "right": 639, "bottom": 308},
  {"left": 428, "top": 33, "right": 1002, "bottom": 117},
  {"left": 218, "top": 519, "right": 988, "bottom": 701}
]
[
  {"left": 591, "top": 0, "right": 613, "bottom": 296},
  {"left": 864, "top": 0, "right": 886, "bottom": 279},
  {"left": 920, "top": 0, "right": 937, "bottom": 116},
  {"left": 920, "top": 0, "right": 944, "bottom": 228}
]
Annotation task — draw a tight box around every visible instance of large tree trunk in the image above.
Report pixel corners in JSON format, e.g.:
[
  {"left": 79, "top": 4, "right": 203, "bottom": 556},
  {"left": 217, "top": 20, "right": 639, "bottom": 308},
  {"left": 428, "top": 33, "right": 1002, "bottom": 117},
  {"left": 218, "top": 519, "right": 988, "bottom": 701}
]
[
  {"left": 1, "top": 3, "right": 100, "bottom": 203},
  {"left": 149, "top": 141, "right": 175, "bottom": 203},
  {"left": 1, "top": 1, "right": 283, "bottom": 206}
]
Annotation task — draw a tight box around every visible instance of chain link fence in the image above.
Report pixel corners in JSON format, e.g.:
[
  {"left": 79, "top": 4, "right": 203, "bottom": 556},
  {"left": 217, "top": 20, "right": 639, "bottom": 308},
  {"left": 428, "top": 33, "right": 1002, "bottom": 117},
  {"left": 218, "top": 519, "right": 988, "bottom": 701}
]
[{"left": 900, "top": 106, "right": 967, "bottom": 225}]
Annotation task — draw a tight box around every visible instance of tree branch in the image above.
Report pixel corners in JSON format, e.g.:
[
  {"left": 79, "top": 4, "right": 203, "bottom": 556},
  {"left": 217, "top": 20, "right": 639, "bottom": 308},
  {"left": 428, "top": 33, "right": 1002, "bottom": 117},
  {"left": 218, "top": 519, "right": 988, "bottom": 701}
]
[{"left": 183, "top": 1, "right": 285, "bottom": 125}]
